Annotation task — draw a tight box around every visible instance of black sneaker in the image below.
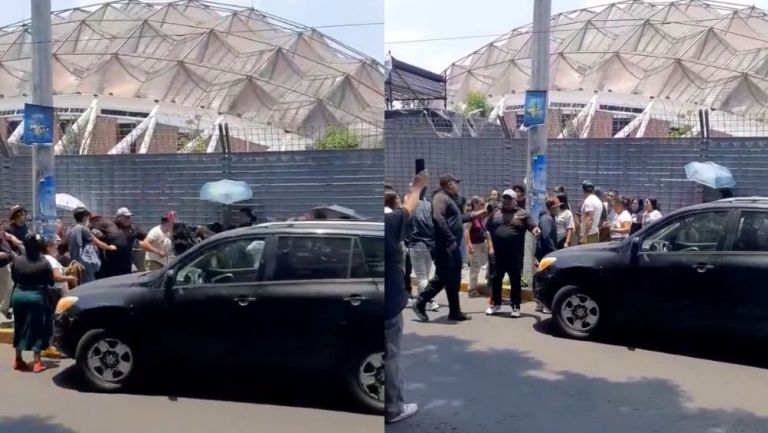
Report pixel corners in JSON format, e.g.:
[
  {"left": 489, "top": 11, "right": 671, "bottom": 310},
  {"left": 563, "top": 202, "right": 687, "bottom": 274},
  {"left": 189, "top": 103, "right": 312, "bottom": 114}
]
[
  {"left": 448, "top": 312, "right": 472, "bottom": 321},
  {"left": 412, "top": 301, "right": 429, "bottom": 322}
]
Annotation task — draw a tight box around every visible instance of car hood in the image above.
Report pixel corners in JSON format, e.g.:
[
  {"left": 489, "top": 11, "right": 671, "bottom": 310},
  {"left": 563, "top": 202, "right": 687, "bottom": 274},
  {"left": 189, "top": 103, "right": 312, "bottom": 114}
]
[
  {"left": 548, "top": 241, "right": 626, "bottom": 264},
  {"left": 70, "top": 271, "right": 156, "bottom": 298}
]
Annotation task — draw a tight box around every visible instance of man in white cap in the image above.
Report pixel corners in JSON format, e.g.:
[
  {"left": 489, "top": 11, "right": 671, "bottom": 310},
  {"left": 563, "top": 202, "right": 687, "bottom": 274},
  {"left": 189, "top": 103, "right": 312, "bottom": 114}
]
[
  {"left": 485, "top": 189, "right": 540, "bottom": 318},
  {"left": 99, "top": 207, "right": 149, "bottom": 279}
]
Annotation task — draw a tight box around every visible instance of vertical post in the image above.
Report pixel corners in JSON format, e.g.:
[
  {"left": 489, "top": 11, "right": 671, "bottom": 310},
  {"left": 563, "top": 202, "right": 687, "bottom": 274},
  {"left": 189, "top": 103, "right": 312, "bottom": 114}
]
[
  {"left": 524, "top": 0, "right": 551, "bottom": 282},
  {"left": 31, "top": 0, "right": 54, "bottom": 236}
]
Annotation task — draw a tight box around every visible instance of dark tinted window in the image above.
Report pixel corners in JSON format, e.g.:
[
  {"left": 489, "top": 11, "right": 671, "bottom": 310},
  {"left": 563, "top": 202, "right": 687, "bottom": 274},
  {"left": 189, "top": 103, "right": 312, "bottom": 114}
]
[
  {"left": 641, "top": 211, "right": 729, "bottom": 253},
  {"left": 728, "top": 211, "right": 768, "bottom": 252},
  {"left": 358, "top": 236, "right": 384, "bottom": 278},
  {"left": 176, "top": 238, "right": 265, "bottom": 286},
  {"left": 272, "top": 236, "right": 352, "bottom": 281}
]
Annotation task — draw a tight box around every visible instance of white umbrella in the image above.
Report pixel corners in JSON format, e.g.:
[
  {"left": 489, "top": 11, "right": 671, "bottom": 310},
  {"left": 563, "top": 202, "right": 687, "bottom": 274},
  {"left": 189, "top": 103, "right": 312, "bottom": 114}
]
[{"left": 56, "top": 193, "right": 86, "bottom": 211}]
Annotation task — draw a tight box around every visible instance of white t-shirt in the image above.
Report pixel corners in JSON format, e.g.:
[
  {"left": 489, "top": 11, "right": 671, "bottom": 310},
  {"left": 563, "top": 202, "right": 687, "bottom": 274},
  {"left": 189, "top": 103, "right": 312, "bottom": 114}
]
[
  {"left": 611, "top": 210, "right": 632, "bottom": 240},
  {"left": 45, "top": 255, "right": 68, "bottom": 292},
  {"left": 643, "top": 210, "right": 663, "bottom": 226},
  {"left": 605, "top": 207, "right": 617, "bottom": 226},
  {"left": 581, "top": 194, "right": 604, "bottom": 236},
  {"left": 145, "top": 225, "right": 173, "bottom": 265},
  {"left": 555, "top": 209, "right": 575, "bottom": 242}
]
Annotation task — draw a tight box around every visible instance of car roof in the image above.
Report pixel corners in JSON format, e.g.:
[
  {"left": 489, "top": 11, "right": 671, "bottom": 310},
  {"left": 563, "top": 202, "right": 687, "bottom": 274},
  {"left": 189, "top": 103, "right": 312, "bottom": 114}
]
[
  {"left": 674, "top": 197, "right": 768, "bottom": 215},
  {"left": 210, "top": 220, "right": 383, "bottom": 241}
]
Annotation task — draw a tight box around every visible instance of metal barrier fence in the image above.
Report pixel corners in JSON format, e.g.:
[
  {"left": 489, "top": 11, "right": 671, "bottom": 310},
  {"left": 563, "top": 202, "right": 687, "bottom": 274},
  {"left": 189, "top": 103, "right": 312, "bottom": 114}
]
[
  {"left": 0, "top": 149, "right": 383, "bottom": 229},
  {"left": 385, "top": 133, "right": 768, "bottom": 213}
]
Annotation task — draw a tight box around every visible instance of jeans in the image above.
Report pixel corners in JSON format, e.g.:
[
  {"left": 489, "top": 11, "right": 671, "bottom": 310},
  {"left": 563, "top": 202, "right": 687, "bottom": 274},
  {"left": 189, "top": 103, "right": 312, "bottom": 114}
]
[
  {"left": 491, "top": 251, "right": 524, "bottom": 307},
  {"left": 468, "top": 242, "right": 488, "bottom": 292},
  {"left": 81, "top": 267, "right": 96, "bottom": 284},
  {"left": 409, "top": 243, "right": 433, "bottom": 294},
  {"left": 0, "top": 265, "right": 12, "bottom": 317},
  {"left": 385, "top": 314, "right": 404, "bottom": 421},
  {"left": 419, "top": 248, "right": 463, "bottom": 315}
]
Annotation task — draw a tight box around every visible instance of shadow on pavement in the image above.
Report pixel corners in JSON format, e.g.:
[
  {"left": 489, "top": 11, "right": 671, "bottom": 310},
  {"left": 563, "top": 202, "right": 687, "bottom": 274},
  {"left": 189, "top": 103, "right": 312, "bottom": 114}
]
[
  {"left": 0, "top": 415, "right": 77, "bottom": 433},
  {"left": 533, "top": 317, "right": 768, "bottom": 369},
  {"left": 51, "top": 363, "right": 373, "bottom": 415},
  {"left": 388, "top": 332, "right": 768, "bottom": 433}
]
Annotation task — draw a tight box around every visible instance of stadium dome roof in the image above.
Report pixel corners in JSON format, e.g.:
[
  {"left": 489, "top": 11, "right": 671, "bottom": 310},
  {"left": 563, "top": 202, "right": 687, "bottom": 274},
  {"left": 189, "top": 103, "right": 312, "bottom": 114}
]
[
  {"left": 446, "top": 0, "right": 768, "bottom": 115},
  {"left": 0, "top": 0, "right": 383, "bottom": 131}
]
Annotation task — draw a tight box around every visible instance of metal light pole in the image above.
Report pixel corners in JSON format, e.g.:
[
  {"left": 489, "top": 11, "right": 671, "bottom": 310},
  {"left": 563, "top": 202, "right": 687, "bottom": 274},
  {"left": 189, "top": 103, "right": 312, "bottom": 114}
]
[
  {"left": 31, "top": 0, "right": 55, "bottom": 236},
  {"left": 524, "top": 0, "right": 551, "bottom": 281}
]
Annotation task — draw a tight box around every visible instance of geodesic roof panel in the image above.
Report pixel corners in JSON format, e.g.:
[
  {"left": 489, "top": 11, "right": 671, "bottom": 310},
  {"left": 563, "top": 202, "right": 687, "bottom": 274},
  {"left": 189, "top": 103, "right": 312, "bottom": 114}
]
[
  {"left": 0, "top": 0, "right": 383, "bottom": 130},
  {"left": 446, "top": 0, "right": 768, "bottom": 114}
]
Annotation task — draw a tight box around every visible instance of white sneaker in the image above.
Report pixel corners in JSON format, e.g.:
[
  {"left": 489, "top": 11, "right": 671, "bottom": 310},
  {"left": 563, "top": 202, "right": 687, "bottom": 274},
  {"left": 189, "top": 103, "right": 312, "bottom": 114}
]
[
  {"left": 426, "top": 301, "right": 440, "bottom": 312},
  {"left": 542, "top": 307, "right": 551, "bottom": 315},
  {"left": 406, "top": 297, "right": 416, "bottom": 308},
  {"left": 485, "top": 305, "right": 502, "bottom": 316},
  {"left": 534, "top": 303, "right": 544, "bottom": 313},
  {"left": 510, "top": 306, "right": 521, "bottom": 318},
  {"left": 387, "top": 403, "right": 419, "bottom": 424}
]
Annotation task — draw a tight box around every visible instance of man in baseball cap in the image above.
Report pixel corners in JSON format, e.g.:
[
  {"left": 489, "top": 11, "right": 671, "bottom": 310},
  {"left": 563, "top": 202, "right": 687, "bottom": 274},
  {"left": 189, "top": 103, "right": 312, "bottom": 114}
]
[
  {"left": 98, "top": 207, "right": 148, "bottom": 278},
  {"left": 413, "top": 173, "right": 485, "bottom": 322}
]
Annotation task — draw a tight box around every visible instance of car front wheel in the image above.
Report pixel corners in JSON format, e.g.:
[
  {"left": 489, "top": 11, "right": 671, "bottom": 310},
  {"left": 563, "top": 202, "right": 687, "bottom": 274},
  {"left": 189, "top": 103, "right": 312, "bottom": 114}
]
[
  {"left": 75, "top": 329, "right": 138, "bottom": 392},
  {"left": 345, "top": 349, "right": 385, "bottom": 413},
  {"left": 552, "top": 285, "right": 604, "bottom": 339}
]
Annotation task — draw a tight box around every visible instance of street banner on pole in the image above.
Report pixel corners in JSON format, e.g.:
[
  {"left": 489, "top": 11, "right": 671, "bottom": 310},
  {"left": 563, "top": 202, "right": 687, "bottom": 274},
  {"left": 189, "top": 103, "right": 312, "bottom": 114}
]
[
  {"left": 523, "top": 90, "right": 547, "bottom": 128},
  {"left": 23, "top": 103, "right": 54, "bottom": 145},
  {"left": 531, "top": 154, "right": 548, "bottom": 223}
]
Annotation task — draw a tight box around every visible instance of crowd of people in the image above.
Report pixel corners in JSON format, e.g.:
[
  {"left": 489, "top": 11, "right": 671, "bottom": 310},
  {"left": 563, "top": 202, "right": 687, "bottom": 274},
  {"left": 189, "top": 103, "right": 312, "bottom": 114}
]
[
  {"left": 0, "top": 204, "right": 264, "bottom": 372},
  {"left": 383, "top": 172, "right": 667, "bottom": 423}
]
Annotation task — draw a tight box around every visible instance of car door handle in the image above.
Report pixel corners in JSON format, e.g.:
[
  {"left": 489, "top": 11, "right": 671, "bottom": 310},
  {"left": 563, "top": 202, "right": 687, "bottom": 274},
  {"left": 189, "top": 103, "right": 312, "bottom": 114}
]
[
  {"left": 692, "top": 263, "right": 715, "bottom": 273},
  {"left": 234, "top": 296, "right": 257, "bottom": 306},
  {"left": 343, "top": 295, "right": 369, "bottom": 306}
]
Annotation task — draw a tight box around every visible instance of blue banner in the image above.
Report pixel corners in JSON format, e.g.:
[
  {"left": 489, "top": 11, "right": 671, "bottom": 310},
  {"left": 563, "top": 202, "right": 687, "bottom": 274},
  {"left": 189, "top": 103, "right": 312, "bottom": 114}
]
[
  {"left": 530, "top": 154, "right": 548, "bottom": 223},
  {"left": 23, "top": 103, "right": 54, "bottom": 145},
  {"left": 523, "top": 90, "right": 547, "bottom": 128}
]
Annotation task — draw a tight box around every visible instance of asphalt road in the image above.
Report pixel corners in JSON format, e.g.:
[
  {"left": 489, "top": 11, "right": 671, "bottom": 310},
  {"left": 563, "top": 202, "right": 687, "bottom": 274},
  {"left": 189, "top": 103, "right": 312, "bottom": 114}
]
[
  {"left": 0, "top": 345, "right": 381, "bottom": 433},
  {"left": 390, "top": 293, "right": 768, "bottom": 433}
]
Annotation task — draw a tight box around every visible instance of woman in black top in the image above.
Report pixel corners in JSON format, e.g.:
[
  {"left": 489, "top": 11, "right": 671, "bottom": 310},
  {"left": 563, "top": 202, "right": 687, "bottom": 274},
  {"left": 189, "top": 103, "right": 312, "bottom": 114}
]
[{"left": 11, "top": 234, "right": 54, "bottom": 373}]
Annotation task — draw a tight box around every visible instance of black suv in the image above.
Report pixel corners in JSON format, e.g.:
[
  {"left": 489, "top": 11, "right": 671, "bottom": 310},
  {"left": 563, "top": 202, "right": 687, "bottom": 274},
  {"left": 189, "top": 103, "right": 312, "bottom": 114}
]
[
  {"left": 54, "top": 221, "right": 385, "bottom": 412},
  {"left": 534, "top": 198, "right": 768, "bottom": 341}
]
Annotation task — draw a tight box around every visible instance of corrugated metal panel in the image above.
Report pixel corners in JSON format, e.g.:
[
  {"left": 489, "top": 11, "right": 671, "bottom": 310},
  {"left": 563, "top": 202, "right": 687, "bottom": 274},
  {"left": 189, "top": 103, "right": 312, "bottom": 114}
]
[{"left": 0, "top": 150, "right": 383, "bottom": 229}]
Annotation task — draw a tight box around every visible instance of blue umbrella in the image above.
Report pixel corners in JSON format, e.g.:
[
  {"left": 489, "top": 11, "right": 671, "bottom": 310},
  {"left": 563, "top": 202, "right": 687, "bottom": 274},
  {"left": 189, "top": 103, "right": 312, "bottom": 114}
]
[
  {"left": 684, "top": 162, "right": 736, "bottom": 189},
  {"left": 199, "top": 179, "right": 252, "bottom": 205}
]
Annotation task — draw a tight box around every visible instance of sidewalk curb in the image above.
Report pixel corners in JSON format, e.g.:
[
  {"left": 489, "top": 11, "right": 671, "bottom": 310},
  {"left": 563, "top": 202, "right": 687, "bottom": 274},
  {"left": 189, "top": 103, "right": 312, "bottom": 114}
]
[{"left": 0, "top": 328, "right": 12, "bottom": 345}]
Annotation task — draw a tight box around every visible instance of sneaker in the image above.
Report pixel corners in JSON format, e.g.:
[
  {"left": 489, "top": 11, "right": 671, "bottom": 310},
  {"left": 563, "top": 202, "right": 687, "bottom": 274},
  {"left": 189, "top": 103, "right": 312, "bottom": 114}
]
[
  {"left": 510, "top": 306, "right": 521, "bottom": 318},
  {"left": 387, "top": 403, "right": 419, "bottom": 424},
  {"left": 13, "top": 358, "right": 29, "bottom": 372},
  {"left": 406, "top": 297, "right": 416, "bottom": 308},
  {"left": 32, "top": 361, "right": 47, "bottom": 374},
  {"left": 542, "top": 307, "right": 551, "bottom": 315},
  {"left": 534, "top": 303, "right": 544, "bottom": 313},
  {"left": 41, "top": 348, "right": 61, "bottom": 359},
  {"left": 426, "top": 300, "right": 440, "bottom": 312},
  {"left": 413, "top": 301, "right": 429, "bottom": 322},
  {"left": 448, "top": 312, "right": 472, "bottom": 321},
  {"left": 485, "top": 305, "right": 502, "bottom": 316}
]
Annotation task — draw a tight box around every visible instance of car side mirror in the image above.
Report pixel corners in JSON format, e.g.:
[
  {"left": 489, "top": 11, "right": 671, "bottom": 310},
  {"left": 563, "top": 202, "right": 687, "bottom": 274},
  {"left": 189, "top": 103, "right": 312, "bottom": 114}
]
[{"left": 163, "top": 269, "right": 175, "bottom": 292}]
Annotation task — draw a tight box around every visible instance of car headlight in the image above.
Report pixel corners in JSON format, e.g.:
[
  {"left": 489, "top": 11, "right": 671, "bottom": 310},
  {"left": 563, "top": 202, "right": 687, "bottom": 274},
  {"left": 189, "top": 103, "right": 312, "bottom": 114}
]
[
  {"left": 537, "top": 257, "right": 557, "bottom": 272},
  {"left": 55, "top": 296, "right": 79, "bottom": 315}
]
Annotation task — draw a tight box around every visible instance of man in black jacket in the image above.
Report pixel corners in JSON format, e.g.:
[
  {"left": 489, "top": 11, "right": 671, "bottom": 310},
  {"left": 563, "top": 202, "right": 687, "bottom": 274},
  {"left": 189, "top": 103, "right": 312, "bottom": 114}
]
[
  {"left": 413, "top": 174, "right": 485, "bottom": 322},
  {"left": 485, "top": 190, "right": 540, "bottom": 318}
]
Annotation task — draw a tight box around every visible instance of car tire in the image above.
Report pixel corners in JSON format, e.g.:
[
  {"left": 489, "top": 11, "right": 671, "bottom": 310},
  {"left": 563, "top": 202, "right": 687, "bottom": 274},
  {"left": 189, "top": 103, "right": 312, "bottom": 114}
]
[
  {"left": 75, "top": 329, "right": 138, "bottom": 392},
  {"left": 552, "top": 285, "right": 604, "bottom": 340},
  {"left": 344, "top": 349, "right": 385, "bottom": 414}
]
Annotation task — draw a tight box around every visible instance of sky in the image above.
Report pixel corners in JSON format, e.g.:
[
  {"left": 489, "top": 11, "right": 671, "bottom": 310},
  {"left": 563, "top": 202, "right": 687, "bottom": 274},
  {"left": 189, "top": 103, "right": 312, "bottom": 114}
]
[
  {"left": 385, "top": 0, "right": 768, "bottom": 74},
  {"left": 1, "top": 0, "right": 383, "bottom": 60}
]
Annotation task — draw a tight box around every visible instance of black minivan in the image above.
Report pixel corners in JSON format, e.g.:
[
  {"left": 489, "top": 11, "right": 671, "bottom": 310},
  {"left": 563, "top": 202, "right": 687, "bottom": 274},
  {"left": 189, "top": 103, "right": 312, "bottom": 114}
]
[
  {"left": 534, "top": 198, "right": 768, "bottom": 341},
  {"left": 54, "top": 221, "right": 385, "bottom": 412}
]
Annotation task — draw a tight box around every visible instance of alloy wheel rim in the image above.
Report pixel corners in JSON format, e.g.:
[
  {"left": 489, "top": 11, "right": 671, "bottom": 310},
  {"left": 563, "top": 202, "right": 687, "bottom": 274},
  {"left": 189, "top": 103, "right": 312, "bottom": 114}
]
[
  {"left": 86, "top": 338, "right": 134, "bottom": 383},
  {"left": 358, "top": 352, "right": 385, "bottom": 402},
  {"left": 561, "top": 293, "right": 600, "bottom": 332}
]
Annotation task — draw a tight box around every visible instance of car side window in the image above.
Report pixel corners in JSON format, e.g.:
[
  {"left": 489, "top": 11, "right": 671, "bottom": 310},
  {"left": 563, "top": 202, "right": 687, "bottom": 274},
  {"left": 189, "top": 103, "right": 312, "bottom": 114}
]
[
  {"left": 358, "top": 236, "right": 384, "bottom": 278},
  {"left": 641, "top": 211, "right": 729, "bottom": 254},
  {"left": 271, "top": 236, "right": 353, "bottom": 281},
  {"left": 175, "top": 238, "right": 266, "bottom": 286},
  {"left": 726, "top": 211, "right": 768, "bottom": 252}
]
